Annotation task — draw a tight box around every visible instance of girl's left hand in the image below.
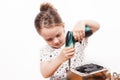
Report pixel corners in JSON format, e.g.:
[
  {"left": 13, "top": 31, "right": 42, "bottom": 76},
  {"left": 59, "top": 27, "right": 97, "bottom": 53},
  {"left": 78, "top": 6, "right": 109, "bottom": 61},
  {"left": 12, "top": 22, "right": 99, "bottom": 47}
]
[{"left": 72, "top": 22, "right": 85, "bottom": 42}]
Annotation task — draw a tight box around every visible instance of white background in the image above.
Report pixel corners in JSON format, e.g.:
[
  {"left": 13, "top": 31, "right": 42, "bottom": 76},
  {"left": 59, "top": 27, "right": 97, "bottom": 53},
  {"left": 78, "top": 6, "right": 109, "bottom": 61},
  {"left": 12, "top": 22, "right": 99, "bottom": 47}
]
[{"left": 0, "top": 0, "right": 120, "bottom": 80}]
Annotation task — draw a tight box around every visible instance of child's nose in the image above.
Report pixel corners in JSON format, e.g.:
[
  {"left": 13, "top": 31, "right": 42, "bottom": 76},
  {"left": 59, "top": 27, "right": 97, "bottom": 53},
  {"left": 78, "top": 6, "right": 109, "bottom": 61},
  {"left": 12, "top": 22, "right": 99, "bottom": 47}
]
[{"left": 54, "top": 38, "right": 59, "bottom": 44}]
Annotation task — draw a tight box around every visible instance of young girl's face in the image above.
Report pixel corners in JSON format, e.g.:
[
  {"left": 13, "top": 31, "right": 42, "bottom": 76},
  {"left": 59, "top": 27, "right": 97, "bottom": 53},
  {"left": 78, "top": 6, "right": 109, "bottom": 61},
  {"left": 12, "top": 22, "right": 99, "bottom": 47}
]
[{"left": 40, "top": 26, "right": 65, "bottom": 49}]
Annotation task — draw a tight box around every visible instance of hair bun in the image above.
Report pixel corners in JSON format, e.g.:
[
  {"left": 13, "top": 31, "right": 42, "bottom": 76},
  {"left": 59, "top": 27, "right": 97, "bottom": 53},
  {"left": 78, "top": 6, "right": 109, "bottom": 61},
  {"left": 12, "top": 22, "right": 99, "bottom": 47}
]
[{"left": 40, "top": 2, "right": 54, "bottom": 11}]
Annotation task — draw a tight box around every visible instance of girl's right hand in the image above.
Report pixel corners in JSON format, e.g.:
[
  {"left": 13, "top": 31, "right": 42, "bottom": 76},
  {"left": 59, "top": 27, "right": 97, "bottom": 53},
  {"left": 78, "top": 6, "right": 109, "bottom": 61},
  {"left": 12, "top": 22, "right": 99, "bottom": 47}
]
[{"left": 58, "top": 46, "right": 75, "bottom": 63}]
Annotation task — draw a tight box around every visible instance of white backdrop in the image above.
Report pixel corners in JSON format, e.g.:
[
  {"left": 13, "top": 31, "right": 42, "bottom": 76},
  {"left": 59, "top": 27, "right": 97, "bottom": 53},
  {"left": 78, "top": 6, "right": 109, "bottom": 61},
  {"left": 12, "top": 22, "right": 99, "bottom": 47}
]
[{"left": 0, "top": 0, "right": 120, "bottom": 80}]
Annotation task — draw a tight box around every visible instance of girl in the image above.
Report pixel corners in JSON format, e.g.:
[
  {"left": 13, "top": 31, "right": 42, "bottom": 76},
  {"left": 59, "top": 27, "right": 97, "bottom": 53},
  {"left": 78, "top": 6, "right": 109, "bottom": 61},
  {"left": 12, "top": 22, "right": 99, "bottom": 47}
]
[{"left": 34, "top": 2, "right": 100, "bottom": 80}]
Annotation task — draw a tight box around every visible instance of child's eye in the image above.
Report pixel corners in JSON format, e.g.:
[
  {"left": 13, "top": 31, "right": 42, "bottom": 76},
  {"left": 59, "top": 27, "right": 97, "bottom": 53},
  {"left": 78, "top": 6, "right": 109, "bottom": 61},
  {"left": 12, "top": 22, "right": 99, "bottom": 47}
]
[
  {"left": 56, "top": 34, "right": 60, "bottom": 37},
  {"left": 46, "top": 38, "right": 53, "bottom": 42}
]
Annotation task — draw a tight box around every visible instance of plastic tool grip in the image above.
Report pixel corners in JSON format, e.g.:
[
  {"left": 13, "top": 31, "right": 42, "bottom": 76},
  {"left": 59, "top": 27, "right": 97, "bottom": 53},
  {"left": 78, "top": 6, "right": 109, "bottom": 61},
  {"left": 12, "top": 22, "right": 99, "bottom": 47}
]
[{"left": 65, "top": 25, "right": 92, "bottom": 47}]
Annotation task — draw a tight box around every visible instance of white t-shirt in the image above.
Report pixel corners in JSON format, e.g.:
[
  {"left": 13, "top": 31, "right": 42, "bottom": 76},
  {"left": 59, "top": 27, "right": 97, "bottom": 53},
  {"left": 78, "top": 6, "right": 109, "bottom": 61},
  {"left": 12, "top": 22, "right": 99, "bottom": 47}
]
[{"left": 40, "top": 39, "right": 88, "bottom": 80}]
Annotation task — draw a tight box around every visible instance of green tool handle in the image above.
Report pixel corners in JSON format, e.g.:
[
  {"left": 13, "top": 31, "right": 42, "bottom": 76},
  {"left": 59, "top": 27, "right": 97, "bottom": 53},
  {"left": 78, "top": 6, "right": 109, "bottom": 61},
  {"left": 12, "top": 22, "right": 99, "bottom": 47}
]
[{"left": 65, "top": 25, "right": 92, "bottom": 70}]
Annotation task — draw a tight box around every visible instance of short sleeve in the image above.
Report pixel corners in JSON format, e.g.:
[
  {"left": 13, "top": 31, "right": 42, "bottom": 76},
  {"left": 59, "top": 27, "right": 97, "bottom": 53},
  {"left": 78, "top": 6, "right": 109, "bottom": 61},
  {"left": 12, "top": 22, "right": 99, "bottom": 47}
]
[{"left": 40, "top": 45, "right": 55, "bottom": 62}]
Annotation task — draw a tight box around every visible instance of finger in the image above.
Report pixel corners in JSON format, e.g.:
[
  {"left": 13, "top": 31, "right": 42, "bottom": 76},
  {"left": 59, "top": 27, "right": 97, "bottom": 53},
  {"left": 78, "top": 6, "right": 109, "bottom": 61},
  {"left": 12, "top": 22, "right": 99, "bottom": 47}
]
[
  {"left": 82, "top": 30, "right": 85, "bottom": 37},
  {"left": 80, "top": 30, "right": 84, "bottom": 38},
  {"left": 79, "top": 31, "right": 83, "bottom": 41},
  {"left": 78, "top": 30, "right": 85, "bottom": 41},
  {"left": 81, "top": 30, "right": 85, "bottom": 38},
  {"left": 65, "top": 46, "right": 74, "bottom": 50},
  {"left": 76, "top": 32, "right": 81, "bottom": 41},
  {"left": 73, "top": 32, "right": 77, "bottom": 41},
  {"left": 65, "top": 52, "right": 75, "bottom": 57},
  {"left": 78, "top": 32, "right": 83, "bottom": 42},
  {"left": 67, "top": 55, "right": 74, "bottom": 59},
  {"left": 66, "top": 48, "right": 75, "bottom": 53}
]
